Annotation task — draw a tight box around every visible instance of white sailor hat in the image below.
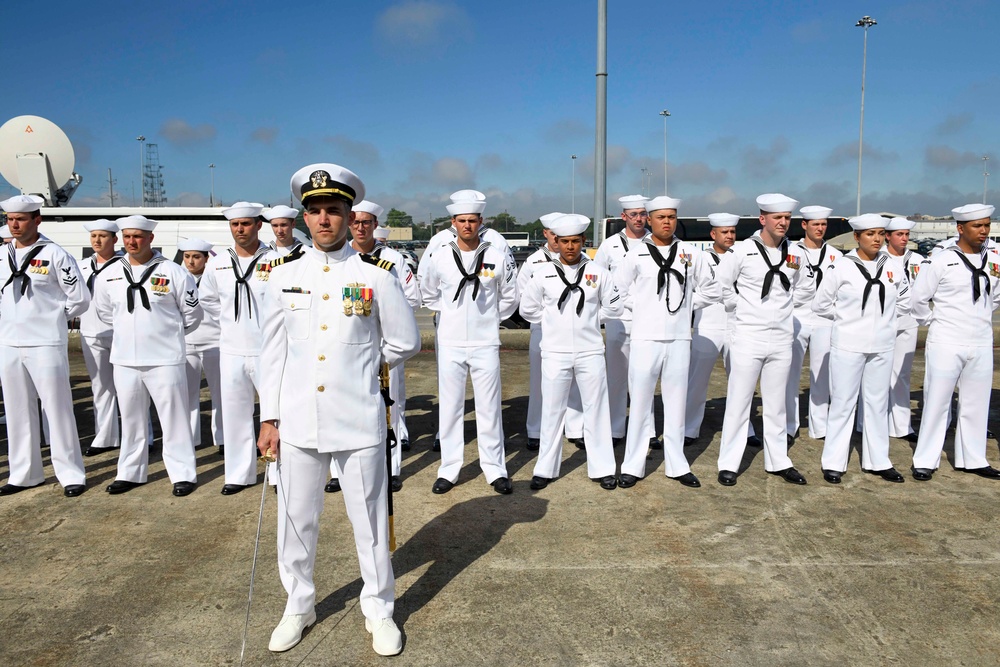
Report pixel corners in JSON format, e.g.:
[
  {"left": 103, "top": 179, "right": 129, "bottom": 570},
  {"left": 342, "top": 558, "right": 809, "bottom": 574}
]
[
  {"left": 0, "top": 225, "right": 10, "bottom": 238},
  {"left": 848, "top": 213, "right": 887, "bottom": 230},
  {"left": 222, "top": 201, "right": 264, "bottom": 220},
  {"left": 84, "top": 219, "right": 119, "bottom": 233},
  {"left": 353, "top": 200, "right": 385, "bottom": 219},
  {"left": 290, "top": 163, "right": 365, "bottom": 205},
  {"left": 539, "top": 212, "right": 564, "bottom": 229},
  {"left": 952, "top": 203, "right": 995, "bottom": 222},
  {"left": 373, "top": 226, "right": 391, "bottom": 240},
  {"left": 707, "top": 213, "right": 740, "bottom": 227},
  {"left": 645, "top": 196, "right": 682, "bottom": 213},
  {"left": 116, "top": 215, "right": 157, "bottom": 232},
  {"left": 446, "top": 189, "right": 487, "bottom": 216},
  {"left": 0, "top": 194, "right": 44, "bottom": 213},
  {"left": 885, "top": 216, "right": 915, "bottom": 231},
  {"left": 756, "top": 193, "right": 799, "bottom": 213},
  {"left": 177, "top": 238, "right": 213, "bottom": 253},
  {"left": 618, "top": 194, "right": 648, "bottom": 210},
  {"left": 800, "top": 206, "right": 833, "bottom": 220},
  {"left": 262, "top": 205, "right": 299, "bottom": 221},
  {"left": 548, "top": 213, "right": 590, "bottom": 237}
]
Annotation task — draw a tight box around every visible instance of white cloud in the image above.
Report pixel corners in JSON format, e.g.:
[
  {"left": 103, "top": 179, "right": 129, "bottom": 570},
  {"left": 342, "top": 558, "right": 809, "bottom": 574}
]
[{"left": 376, "top": 1, "right": 472, "bottom": 49}]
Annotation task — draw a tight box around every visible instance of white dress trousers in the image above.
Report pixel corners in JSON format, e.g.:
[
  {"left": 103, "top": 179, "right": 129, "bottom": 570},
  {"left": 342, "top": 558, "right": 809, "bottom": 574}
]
[
  {"left": 81, "top": 334, "right": 120, "bottom": 449},
  {"left": 435, "top": 344, "right": 508, "bottom": 484},
  {"left": 603, "top": 318, "right": 630, "bottom": 438},
  {"left": 785, "top": 316, "right": 832, "bottom": 438},
  {"left": 528, "top": 324, "right": 584, "bottom": 440},
  {"left": 185, "top": 346, "right": 223, "bottom": 448},
  {"left": 685, "top": 328, "right": 756, "bottom": 440},
  {"left": 0, "top": 345, "right": 86, "bottom": 487},
  {"left": 220, "top": 352, "right": 262, "bottom": 486},
  {"left": 821, "top": 347, "right": 894, "bottom": 472},
  {"left": 277, "top": 442, "right": 393, "bottom": 620},
  {"left": 114, "top": 363, "right": 197, "bottom": 484},
  {"left": 888, "top": 327, "right": 918, "bottom": 438},
  {"left": 534, "top": 350, "right": 616, "bottom": 480}
]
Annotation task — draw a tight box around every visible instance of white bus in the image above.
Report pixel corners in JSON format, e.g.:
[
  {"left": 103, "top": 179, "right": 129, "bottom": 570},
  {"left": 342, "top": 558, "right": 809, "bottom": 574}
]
[{"left": 500, "top": 231, "right": 531, "bottom": 249}]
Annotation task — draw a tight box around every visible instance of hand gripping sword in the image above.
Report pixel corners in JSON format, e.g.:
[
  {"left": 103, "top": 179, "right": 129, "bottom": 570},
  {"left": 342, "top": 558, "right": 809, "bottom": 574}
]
[
  {"left": 380, "top": 362, "right": 397, "bottom": 552},
  {"left": 239, "top": 448, "right": 277, "bottom": 667}
]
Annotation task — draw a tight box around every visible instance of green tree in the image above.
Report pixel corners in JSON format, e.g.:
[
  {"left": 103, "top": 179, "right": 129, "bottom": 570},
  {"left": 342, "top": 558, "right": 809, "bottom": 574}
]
[
  {"left": 385, "top": 208, "right": 413, "bottom": 227},
  {"left": 490, "top": 211, "right": 517, "bottom": 232}
]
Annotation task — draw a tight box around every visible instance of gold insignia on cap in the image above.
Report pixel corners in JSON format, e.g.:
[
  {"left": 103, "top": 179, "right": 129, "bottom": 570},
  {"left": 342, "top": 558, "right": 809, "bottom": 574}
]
[{"left": 310, "top": 171, "right": 330, "bottom": 188}]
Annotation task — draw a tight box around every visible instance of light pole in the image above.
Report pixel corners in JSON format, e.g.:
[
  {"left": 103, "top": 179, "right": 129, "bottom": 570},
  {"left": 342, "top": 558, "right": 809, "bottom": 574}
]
[
  {"left": 983, "top": 156, "right": 990, "bottom": 204},
  {"left": 571, "top": 154, "right": 577, "bottom": 214},
  {"left": 855, "top": 16, "right": 877, "bottom": 216},
  {"left": 136, "top": 135, "right": 146, "bottom": 207},
  {"left": 640, "top": 167, "right": 649, "bottom": 196},
  {"left": 659, "top": 109, "right": 670, "bottom": 194},
  {"left": 209, "top": 163, "right": 216, "bottom": 207}
]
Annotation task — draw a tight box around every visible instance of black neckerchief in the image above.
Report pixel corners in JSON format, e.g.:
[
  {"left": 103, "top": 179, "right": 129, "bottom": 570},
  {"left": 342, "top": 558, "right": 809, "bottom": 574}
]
[
  {"left": 707, "top": 250, "right": 721, "bottom": 266},
  {"left": 123, "top": 256, "right": 165, "bottom": 313},
  {"left": 803, "top": 242, "right": 828, "bottom": 287},
  {"left": 847, "top": 253, "right": 887, "bottom": 314},
  {"left": 950, "top": 247, "right": 991, "bottom": 303},
  {"left": 645, "top": 240, "right": 688, "bottom": 314},
  {"left": 228, "top": 245, "right": 269, "bottom": 321},
  {"left": 449, "top": 241, "right": 490, "bottom": 302},
  {"left": 751, "top": 237, "right": 790, "bottom": 299},
  {"left": 87, "top": 255, "right": 121, "bottom": 294},
  {"left": 3, "top": 241, "right": 49, "bottom": 296},
  {"left": 553, "top": 258, "right": 588, "bottom": 316}
]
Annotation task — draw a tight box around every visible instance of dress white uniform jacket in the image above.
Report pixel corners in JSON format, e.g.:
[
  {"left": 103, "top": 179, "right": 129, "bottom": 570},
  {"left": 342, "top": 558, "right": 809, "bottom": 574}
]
[
  {"left": 199, "top": 242, "right": 277, "bottom": 356},
  {"left": 0, "top": 236, "right": 90, "bottom": 345},
  {"left": 812, "top": 251, "right": 910, "bottom": 352},
  {"left": 418, "top": 241, "right": 519, "bottom": 346},
  {"left": 185, "top": 272, "right": 222, "bottom": 349},
  {"left": 911, "top": 247, "right": 1000, "bottom": 345},
  {"left": 93, "top": 253, "right": 203, "bottom": 365},
  {"left": 259, "top": 245, "right": 421, "bottom": 452},
  {"left": 692, "top": 249, "right": 731, "bottom": 332},
  {"left": 593, "top": 230, "right": 650, "bottom": 326},
  {"left": 884, "top": 250, "right": 921, "bottom": 332},
  {"left": 79, "top": 254, "right": 123, "bottom": 337},
  {"left": 792, "top": 242, "right": 842, "bottom": 325},
  {"left": 717, "top": 237, "right": 805, "bottom": 341}
]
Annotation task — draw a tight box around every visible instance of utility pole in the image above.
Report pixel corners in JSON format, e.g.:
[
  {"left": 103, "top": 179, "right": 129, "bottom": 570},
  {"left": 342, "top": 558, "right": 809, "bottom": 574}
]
[
  {"left": 107, "top": 168, "right": 116, "bottom": 206},
  {"left": 983, "top": 156, "right": 990, "bottom": 204},
  {"left": 136, "top": 135, "right": 146, "bottom": 206},
  {"left": 855, "top": 16, "right": 877, "bottom": 216}
]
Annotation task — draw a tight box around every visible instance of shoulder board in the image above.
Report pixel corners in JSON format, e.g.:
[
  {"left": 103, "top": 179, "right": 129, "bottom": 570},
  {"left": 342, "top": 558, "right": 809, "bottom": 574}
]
[
  {"left": 360, "top": 253, "right": 395, "bottom": 272},
  {"left": 271, "top": 248, "right": 305, "bottom": 267}
]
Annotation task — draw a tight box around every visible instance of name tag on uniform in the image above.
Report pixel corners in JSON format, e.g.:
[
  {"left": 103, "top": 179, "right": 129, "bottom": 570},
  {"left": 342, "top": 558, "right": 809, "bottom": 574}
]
[
  {"left": 282, "top": 287, "right": 310, "bottom": 294},
  {"left": 29, "top": 259, "right": 49, "bottom": 274},
  {"left": 343, "top": 283, "right": 372, "bottom": 316}
]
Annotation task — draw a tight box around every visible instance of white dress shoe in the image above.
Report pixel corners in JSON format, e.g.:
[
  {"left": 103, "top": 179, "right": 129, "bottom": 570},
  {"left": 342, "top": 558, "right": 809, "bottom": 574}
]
[
  {"left": 268, "top": 610, "right": 316, "bottom": 652},
  {"left": 365, "top": 617, "right": 403, "bottom": 656}
]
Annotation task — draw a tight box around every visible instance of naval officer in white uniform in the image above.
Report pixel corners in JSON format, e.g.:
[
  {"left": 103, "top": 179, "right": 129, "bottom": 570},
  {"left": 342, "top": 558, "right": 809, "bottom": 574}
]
[
  {"left": 519, "top": 213, "right": 621, "bottom": 490},
  {"left": 910, "top": 204, "right": 1000, "bottom": 481},
  {"left": 813, "top": 214, "right": 909, "bottom": 484},
  {"left": 418, "top": 190, "right": 519, "bottom": 494},
  {"left": 614, "top": 196, "right": 720, "bottom": 488},
  {"left": 883, "top": 216, "right": 922, "bottom": 441},
  {"left": 0, "top": 194, "right": 89, "bottom": 497},
  {"left": 716, "top": 194, "right": 807, "bottom": 486},
  {"left": 264, "top": 205, "right": 303, "bottom": 256},
  {"left": 257, "top": 163, "right": 419, "bottom": 657},
  {"left": 79, "top": 219, "right": 124, "bottom": 456},
  {"left": 93, "top": 215, "right": 202, "bottom": 496}
]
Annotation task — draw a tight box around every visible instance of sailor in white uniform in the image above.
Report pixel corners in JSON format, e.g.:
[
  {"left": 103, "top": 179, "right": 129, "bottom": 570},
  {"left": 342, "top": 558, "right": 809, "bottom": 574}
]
[
  {"left": 0, "top": 224, "right": 8, "bottom": 427},
  {"left": 883, "top": 216, "right": 922, "bottom": 441},
  {"left": 326, "top": 200, "right": 420, "bottom": 494},
  {"left": 814, "top": 214, "right": 909, "bottom": 483},
  {"left": 716, "top": 194, "right": 807, "bottom": 486},
  {"left": 418, "top": 190, "right": 518, "bottom": 495},
  {"left": 785, "top": 206, "right": 841, "bottom": 439},
  {"left": 614, "top": 197, "right": 720, "bottom": 488},
  {"left": 0, "top": 195, "right": 89, "bottom": 497},
  {"left": 178, "top": 238, "right": 224, "bottom": 452},
  {"left": 264, "top": 205, "right": 303, "bottom": 256},
  {"left": 258, "top": 163, "right": 419, "bottom": 657},
  {"left": 93, "top": 215, "right": 202, "bottom": 496},
  {"left": 928, "top": 235, "right": 999, "bottom": 257},
  {"left": 519, "top": 214, "right": 621, "bottom": 490},
  {"left": 78, "top": 219, "right": 124, "bottom": 456},
  {"left": 593, "top": 195, "right": 652, "bottom": 445},
  {"left": 516, "top": 212, "right": 584, "bottom": 451},
  {"left": 200, "top": 202, "right": 289, "bottom": 495},
  {"left": 911, "top": 204, "right": 1000, "bottom": 481},
  {"left": 684, "top": 213, "right": 758, "bottom": 445}
]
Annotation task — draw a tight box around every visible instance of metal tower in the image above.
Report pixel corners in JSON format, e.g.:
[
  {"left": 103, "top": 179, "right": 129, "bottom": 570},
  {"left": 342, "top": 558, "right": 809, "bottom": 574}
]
[{"left": 143, "top": 143, "right": 167, "bottom": 206}]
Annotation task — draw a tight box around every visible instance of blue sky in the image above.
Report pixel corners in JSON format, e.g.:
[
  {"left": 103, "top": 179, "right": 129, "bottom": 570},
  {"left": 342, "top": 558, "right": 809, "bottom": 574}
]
[{"left": 4, "top": 0, "right": 998, "bottom": 221}]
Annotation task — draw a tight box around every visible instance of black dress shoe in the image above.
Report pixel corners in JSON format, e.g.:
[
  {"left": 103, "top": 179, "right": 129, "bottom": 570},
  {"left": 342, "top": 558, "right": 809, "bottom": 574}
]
[
  {"left": 492, "top": 477, "right": 513, "bottom": 495},
  {"left": 217, "top": 445, "right": 225, "bottom": 456},
  {"left": 526, "top": 438, "right": 540, "bottom": 451},
  {"left": 675, "top": 472, "right": 701, "bottom": 488},
  {"left": 432, "top": 438, "right": 441, "bottom": 452},
  {"left": 221, "top": 484, "right": 250, "bottom": 495},
  {"left": 400, "top": 439, "right": 411, "bottom": 452},
  {"left": 63, "top": 484, "right": 86, "bottom": 497},
  {"left": 84, "top": 445, "right": 115, "bottom": 457},
  {"left": 964, "top": 466, "right": 1000, "bottom": 479},
  {"left": 822, "top": 469, "right": 842, "bottom": 484},
  {"left": 324, "top": 478, "right": 341, "bottom": 493},
  {"left": 617, "top": 473, "right": 639, "bottom": 488},
  {"left": 718, "top": 470, "right": 738, "bottom": 486},
  {"left": 746, "top": 436, "right": 762, "bottom": 448},
  {"left": 912, "top": 468, "right": 934, "bottom": 481},
  {"left": 569, "top": 437, "right": 585, "bottom": 449},
  {"left": 172, "top": 481, "right": 197, "bottom": 497},
  {"left": 900, "top": 433, "right": 919, "bottom": 443},
  {"left": 106, "top": 480, "right": 144, "bottom": 495},
  {"left": 391, "top": 476, "right": 403, "bottom": 492},
  {"left": 773, "top": 467, "right": 807, "bottom": 485},
  {"left": 432, "top": 477, "right": 454, "bottom": 494},
  {"left": 598, "top": 475, "right": 617, "bottom": 490},
  {"left": 684, "top": 437, "right": 697, "bottom": 446},
  {"left": 529, "top": 476, "right": 550, "bottom": 490},
  {"left": 649, "top": 436, "right": 663, "bottom": 450},
  {"left": 868, "top": 468, "right": 904, "bottom": 483},
  {"left": 0, "top": 482, "right": 44, "bottom": 495}
]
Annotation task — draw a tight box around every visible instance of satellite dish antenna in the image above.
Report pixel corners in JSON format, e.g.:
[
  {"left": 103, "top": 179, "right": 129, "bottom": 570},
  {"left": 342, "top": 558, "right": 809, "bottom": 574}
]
[{"left": 0, "top": 115, "right": 82, "bottom": 206}]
